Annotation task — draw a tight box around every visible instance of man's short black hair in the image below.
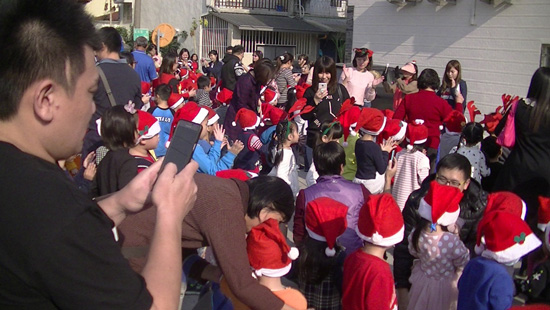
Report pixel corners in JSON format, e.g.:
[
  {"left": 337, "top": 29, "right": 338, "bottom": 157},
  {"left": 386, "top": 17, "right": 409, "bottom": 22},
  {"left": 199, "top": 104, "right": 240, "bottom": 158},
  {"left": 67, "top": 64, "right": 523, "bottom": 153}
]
[
  {"left": 436, "top": 153, "right": 472, "bottom": 180},
  {"left": 155, "top": 84, "right": 172, "bottom": 102},
  {"left": 98, "top": 27, "right": 122, "bottom": 53},
  {"left": 197, "top": 75, "right": 210, "bottom": 90},
  {"left": 313, "top": 141, "right": 346, "bottom": 176},
  {"left": 246, "top": 176, "right": 294, "bottom": 223},
  {"left": 0, "top": 0, "right": 100, "bottom": 120},
  {"left": 226, "top": 45, "right": 233, "bottom": 53},
  {"left": 232, "top": 45, "right": 244, "bottom": 55},
  {"left": 120, "top": 51, "right": 135, "bottom": 65},
  {"left": 417, "top": 68, "right": 441, "bottom": 90},
  {"left": 481, "top": 136, "right": 501, "bottom": 159}
]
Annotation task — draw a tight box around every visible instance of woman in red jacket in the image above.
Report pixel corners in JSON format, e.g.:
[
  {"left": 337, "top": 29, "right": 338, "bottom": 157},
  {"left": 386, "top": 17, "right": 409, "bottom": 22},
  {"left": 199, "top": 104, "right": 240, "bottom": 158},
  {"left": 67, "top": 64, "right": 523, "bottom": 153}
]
[{"left": 393, "top": 68, "right": 454, "bottom": 171}]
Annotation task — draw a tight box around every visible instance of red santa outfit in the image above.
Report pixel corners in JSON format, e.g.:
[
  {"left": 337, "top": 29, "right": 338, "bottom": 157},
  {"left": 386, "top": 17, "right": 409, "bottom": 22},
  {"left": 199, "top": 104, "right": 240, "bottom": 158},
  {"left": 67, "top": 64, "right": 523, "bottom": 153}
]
[{"left": 342, "top": 194, "right": 404, "bottom": 310}]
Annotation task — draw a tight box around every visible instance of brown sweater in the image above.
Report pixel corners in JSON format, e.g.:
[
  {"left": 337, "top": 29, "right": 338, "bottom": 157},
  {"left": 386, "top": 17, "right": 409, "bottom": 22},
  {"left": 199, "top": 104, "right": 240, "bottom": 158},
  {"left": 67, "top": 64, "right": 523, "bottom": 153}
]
[{"left": 117, "top": 173, "right": 285, "bottom": 310}]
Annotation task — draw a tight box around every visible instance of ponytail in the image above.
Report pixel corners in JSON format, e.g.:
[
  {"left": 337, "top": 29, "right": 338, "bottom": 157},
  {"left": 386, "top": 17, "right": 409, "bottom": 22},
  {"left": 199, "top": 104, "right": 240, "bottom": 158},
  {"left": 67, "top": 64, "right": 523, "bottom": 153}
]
[{"left": 268, "top": 120, "right": 295, "bottom": 167}]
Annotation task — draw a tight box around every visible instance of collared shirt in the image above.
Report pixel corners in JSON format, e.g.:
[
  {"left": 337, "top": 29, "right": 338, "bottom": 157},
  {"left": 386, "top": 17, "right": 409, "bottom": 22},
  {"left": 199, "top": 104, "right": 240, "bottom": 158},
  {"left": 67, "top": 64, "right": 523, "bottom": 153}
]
[{"left": 132, "top": 50, "right": 157, "bottom": 82}]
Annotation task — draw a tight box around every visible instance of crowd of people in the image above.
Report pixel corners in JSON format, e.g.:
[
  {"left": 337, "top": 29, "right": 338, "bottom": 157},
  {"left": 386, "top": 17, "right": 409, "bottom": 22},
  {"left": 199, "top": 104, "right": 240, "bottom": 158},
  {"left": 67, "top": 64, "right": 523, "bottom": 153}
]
[{"left": 1, "top": 1, "right": 550, "bottom": 310}]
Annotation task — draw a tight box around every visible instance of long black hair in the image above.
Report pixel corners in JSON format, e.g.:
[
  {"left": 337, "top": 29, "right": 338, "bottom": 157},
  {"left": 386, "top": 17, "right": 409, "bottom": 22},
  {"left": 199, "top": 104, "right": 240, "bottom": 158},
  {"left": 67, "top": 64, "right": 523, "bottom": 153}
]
[
  {"left": 268, "top": 120, "right": 297, "bottom": 167},
  {"left": 527, "top": 67, "right": 550, "bottom": 132},
  {"left": 298, "top": 236, "right": 344, "bottom": 284},
  {"left": 455, "top": 122, "right": 483, "bottom": 151}
]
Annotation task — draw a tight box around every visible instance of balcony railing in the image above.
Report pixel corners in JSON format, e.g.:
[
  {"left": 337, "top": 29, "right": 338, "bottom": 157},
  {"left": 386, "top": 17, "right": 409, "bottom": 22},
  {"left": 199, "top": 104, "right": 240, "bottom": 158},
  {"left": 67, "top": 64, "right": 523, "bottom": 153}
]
[{"left": 214, "top": 0, "right": 289, "bottom": 12}]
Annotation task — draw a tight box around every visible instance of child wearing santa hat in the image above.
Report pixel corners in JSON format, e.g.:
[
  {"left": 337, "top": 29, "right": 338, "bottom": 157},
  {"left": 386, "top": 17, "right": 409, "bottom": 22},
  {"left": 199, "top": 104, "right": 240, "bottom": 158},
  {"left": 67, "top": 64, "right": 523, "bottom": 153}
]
[
  {"left": 458, "top": 210, "right": 541, "bottom": 310},
  {"left": 392, "top": 120, "right": 430, "bottom": 210},
  {"left": 353, "top": 108, "right": 397, "bottom": 194},
  {"left": 342, "top": 193, "right": 404, "bottom": 310},
  {"left": 91, "top": 103, "right": 160, "bottom": 197},
  {"left": 438, "top": 110, "right": 466, "bottom": 161},
  {"left": 169, "top": 102, "right": 243, "bottom": 175},
  {"left": 408, "top": 181, "right": 470, "bottom": 310},
  {"left": 336, "top": 98, "right": 362, "bottom": 181},
  {"left": 298, "top": 197, "right": 348, "bottom": 310},
  {"left": 232, "top": 108, "right": 268, "bottom": 173}
]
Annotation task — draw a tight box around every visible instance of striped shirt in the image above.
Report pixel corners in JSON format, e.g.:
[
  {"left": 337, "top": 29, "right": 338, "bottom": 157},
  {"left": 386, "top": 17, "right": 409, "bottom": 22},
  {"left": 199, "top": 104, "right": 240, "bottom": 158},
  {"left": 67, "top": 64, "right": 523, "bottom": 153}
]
[
  {"left": 392, "top": 149, "right": 430, "bottom": 210},
  {"left": 275, "top": 67, "right": 297, "bottom": 105}
]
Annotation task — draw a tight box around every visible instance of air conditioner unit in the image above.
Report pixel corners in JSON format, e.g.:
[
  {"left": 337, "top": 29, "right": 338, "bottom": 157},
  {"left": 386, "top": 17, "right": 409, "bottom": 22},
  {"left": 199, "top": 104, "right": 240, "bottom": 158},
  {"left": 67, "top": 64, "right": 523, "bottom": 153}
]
[
  {"left": 427, "top": 0, "right": 456, "bottom": 5},
  {"left": 387, "top": 0, "right": 422, "bottom": 6}
]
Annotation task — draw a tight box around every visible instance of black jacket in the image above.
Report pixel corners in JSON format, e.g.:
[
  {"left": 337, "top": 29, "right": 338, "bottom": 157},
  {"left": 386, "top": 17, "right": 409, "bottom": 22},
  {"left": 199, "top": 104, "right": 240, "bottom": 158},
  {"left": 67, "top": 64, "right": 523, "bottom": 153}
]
[
  {"left": 220, "top": 54, "right": 245, "bottom": 91},
  {"left": 393, "top": 174, "right": 488, "bottom": 289}
]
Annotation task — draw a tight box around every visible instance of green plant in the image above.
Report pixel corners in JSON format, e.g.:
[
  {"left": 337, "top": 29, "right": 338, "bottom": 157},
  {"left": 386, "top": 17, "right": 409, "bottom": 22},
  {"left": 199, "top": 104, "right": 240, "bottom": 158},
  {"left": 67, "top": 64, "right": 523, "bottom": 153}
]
[
  {"left": 329, "top": 32, "right": 345, "bottom": 63},
  {"left": 115, "top": 26, "right": 132, "bottom": 45}
]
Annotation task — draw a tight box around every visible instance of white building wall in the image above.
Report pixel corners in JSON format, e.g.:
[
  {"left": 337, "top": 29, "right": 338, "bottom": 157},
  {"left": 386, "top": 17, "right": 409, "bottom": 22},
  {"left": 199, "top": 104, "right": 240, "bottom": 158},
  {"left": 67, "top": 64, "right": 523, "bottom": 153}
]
[
  {"left": 350, "top": 0, "right": 550, "bottom": 113},
  {"left": 138, "top": 0, "right": 206, "bottom": 55}
]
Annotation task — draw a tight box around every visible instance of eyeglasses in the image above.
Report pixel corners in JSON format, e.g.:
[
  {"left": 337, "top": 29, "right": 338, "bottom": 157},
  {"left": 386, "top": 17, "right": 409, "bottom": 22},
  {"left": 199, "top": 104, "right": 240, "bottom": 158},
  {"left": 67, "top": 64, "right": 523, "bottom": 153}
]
[{"left": 435, "top": 175, "right": 464, "bottom": 188}]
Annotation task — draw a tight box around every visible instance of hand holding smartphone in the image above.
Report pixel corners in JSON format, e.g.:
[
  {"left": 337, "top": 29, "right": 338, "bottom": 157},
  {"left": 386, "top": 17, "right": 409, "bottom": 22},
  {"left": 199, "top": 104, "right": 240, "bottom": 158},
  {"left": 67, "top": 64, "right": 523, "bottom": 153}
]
[
  {"left": 318, "top": 82, "right": 327, "bottom": 94},
  {"left": 161, "top": 120, "right": 202, "bottom": 173}
]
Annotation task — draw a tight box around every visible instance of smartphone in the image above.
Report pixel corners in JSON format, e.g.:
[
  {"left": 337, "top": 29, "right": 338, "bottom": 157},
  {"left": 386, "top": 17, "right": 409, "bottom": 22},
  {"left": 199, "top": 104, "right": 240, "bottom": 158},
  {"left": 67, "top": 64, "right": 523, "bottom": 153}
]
[
  {"left": 318, "top": 82, "right": 327, "bottom": 94},
  {"left": 390, "top": 149, "right": 396, "bottom": 161},
  {"left": 161, "top": 119, "right": 202, "bottom": 173}
]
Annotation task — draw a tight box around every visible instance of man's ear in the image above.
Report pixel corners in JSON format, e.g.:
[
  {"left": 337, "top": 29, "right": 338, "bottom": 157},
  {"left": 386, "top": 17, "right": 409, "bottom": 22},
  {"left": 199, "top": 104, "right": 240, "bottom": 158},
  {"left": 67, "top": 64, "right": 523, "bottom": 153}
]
[
  {"left": 463, "top": 179, "right": 471, "bottom": 191},
  {"left": 33, "top": 80, "right": 57, "bottom": 123}
]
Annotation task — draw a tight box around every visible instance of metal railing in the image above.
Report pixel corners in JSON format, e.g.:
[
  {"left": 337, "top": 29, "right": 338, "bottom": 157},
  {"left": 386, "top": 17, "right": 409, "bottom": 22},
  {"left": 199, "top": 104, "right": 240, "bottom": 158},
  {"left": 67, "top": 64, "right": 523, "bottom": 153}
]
[{"left": 214, "top": 0, "right": 289, "bottom": 12}]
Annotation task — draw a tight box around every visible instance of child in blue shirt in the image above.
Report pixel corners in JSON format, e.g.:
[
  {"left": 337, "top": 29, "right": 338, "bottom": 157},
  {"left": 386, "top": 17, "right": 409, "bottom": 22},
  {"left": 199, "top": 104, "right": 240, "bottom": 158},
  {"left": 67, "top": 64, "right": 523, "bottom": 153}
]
[{"left": 458, "top": 211, "right": 541, "bottom": 310}]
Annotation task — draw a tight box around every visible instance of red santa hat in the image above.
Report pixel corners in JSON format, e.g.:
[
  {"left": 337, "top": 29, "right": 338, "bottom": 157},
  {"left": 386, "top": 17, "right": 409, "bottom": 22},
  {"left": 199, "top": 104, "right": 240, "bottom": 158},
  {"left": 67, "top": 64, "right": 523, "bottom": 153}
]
[
  {"left": 443, "top": 110, "right": 466, "bottom": 133},
  {"left": 538, "top": 196, "right": 550, "bottom": 231},
  {"left": 140, "top": 81, "right": 151, "bottom": 95},
  {"left": 305, "top": 197, "right": 348, "bottom": 257},
  {"left": 475, "top": 191, "right": 527, "bottom": 255},
  {"left": 215, "top": 169, "right": 256, "bottom": 181},
  {"left": 485, "top": 192, "right": 527, "bottom": 220},
  {"left": 179, "top": 78, "right": 198, "bottom": 92},
  {"left": 382, "top": 109, "right": 394, "bottom": 119},
  {"left": 168, "top": 93, "right": 185, "bottom": 110},
  {"left": 174, "top": 101, "right": 208, "bottom": 125},
  {"left": 216, "top": 88, "right": 233, "bottom": 105},
  {"left": 418, "top": 181, "right": 464, "bottom": 227},
  {"left": 261, "top": 103, "right": 287, "bottom": 125},
  {"left": 356, "top": 108, "right": 386, "bottom": 136},
  {"left": 210, "top": 76, "right": 217, "bottom": 87},
  {"left": 247, "top": 218, "right": 299, "bottom": 278},
  {"left": 406, "top": 119, "right": 428, "bottom": 150},
  {"left": 201, "top": 105, "right": 219, "bottom": 126},
  {"left": 383, "top": 119, "right": 407, "bottom": 142},
  {"left": 179, "top": 68, "right": 190, "bottom": 80},
  {"left": 136, "top": 110, "right": 161, "bottom": 142},
  {"left": 356, "top": 194, "right": 404, "bottom": 247},
  {"left": 476, "top": 211, "right": 541, "bottom": 265},
  {"left": 336, "top": 98, "right": 361, "bottom": 143},
  {"left": 288, "top": 98, "right": 314, "bottom": 121},
  {"left": 295, "top": 84, "right": 311, "bottom": 99},
  {"left": 232, "top": 108, "right": 262, "bottom": 130},
  {"left": 262, "top": 88, "right": 279, "bottom": 105}
]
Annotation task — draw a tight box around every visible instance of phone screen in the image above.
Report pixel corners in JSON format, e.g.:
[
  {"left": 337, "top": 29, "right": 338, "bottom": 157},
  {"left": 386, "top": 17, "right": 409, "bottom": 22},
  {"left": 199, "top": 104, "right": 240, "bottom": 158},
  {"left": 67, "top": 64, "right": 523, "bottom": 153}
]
[
  {"left": 390, "top": 149, "right": 396, "bottom": 161},
  {"left": 161, "top": 120, "right": 202, "bottom": 173}
]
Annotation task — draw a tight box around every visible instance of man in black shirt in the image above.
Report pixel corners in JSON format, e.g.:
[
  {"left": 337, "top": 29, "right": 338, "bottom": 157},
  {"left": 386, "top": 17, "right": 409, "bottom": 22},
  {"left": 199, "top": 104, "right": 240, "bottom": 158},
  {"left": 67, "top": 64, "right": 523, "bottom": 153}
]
[{"left": 0, "top": 1, "right": 197, "bottom": 309}]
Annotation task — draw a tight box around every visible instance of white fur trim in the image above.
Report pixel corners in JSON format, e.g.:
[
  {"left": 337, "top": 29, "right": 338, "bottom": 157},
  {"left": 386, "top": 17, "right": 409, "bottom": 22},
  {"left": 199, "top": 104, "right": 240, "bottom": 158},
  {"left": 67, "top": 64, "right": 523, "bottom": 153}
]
[
  {"left": 207, "top": 114, "right": 219, "bottom": 126},
  {"left": 192, "top": 108, "right": 209, "bottom": 125},
  {"left": 521, "top": 201, "right": 527, "bottom": 221},
  {"left": 350, "top": 122, "right": 357, "bottom": 128},
  {"left": 170, "top": 97, "right": 184, "bottom": 110},
  {"left": 474, "top": 243, "right": 485, "bottom": 256},
  {"left": 96, "top": 119, "right": 102, "bottom": 136},
  {"left": 414, "top": 119, "right": 425, "bottom": 125},
  {"left": 360, "top": 117, "right": 387, "bottom": 136},
  {"left": 392, "top": 122, "right": 407, "bottom": 141},
  {"left": 232, "top": 121, "right": 237, "bottom": 126},
  {"left": 141, "top": 121, "right": 161, "bottom": 140},
  {"left": 254, "top": 263, "right": 292, "bottom": 278},
  {"left": 325, "top": 247, "right": 336, "bottom": 257},
  {"left": 418, "top": 198, "right": 460, "bottom": 226},
  {"left": 439, "top": 125, "right": 444, "bottom": 131},
  {"left": 306, "top": 227, "right": 327, "bottom": 242},
  {"left": 288, "top": 247, "right": 299, "bottom": 260},
  {"left": 407, "top": 145, "right": 413, "bottom": 150},
  {"left": 481, "top": 233, "right": 541, "bottom": 265},
  {"left": 355, "top": 225, "right": 405, "bottom": 247}
]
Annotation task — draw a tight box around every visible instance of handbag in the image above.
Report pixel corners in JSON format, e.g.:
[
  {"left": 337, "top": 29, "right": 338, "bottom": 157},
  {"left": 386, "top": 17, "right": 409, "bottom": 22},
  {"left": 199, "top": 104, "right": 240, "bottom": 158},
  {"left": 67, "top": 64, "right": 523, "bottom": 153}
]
[{"left": 496, "top": 96, "right": 520, "bottom": 148}]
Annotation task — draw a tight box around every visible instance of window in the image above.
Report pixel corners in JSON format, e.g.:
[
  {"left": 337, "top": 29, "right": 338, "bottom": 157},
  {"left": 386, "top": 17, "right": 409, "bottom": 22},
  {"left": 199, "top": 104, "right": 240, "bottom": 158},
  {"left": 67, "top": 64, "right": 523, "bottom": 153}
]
[{"left": 541, "top": 44, "right": 550, "bottom": 68}]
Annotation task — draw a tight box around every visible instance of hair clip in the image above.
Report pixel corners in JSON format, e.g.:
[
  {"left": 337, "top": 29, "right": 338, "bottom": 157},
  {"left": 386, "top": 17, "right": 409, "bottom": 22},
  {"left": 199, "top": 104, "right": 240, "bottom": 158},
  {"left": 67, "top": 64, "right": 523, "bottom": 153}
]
[
  {"left": 322, "top": 120, "right": 340, "bottom": 136},
  {"left": 124, "top": 101, "right": 136, "bottom": 114},
  {"left": 353, "top": 48, "right": 373, "bottom": 58},
  {"left": 280, "top": 55, "right": 285, "bottom": 61}
]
